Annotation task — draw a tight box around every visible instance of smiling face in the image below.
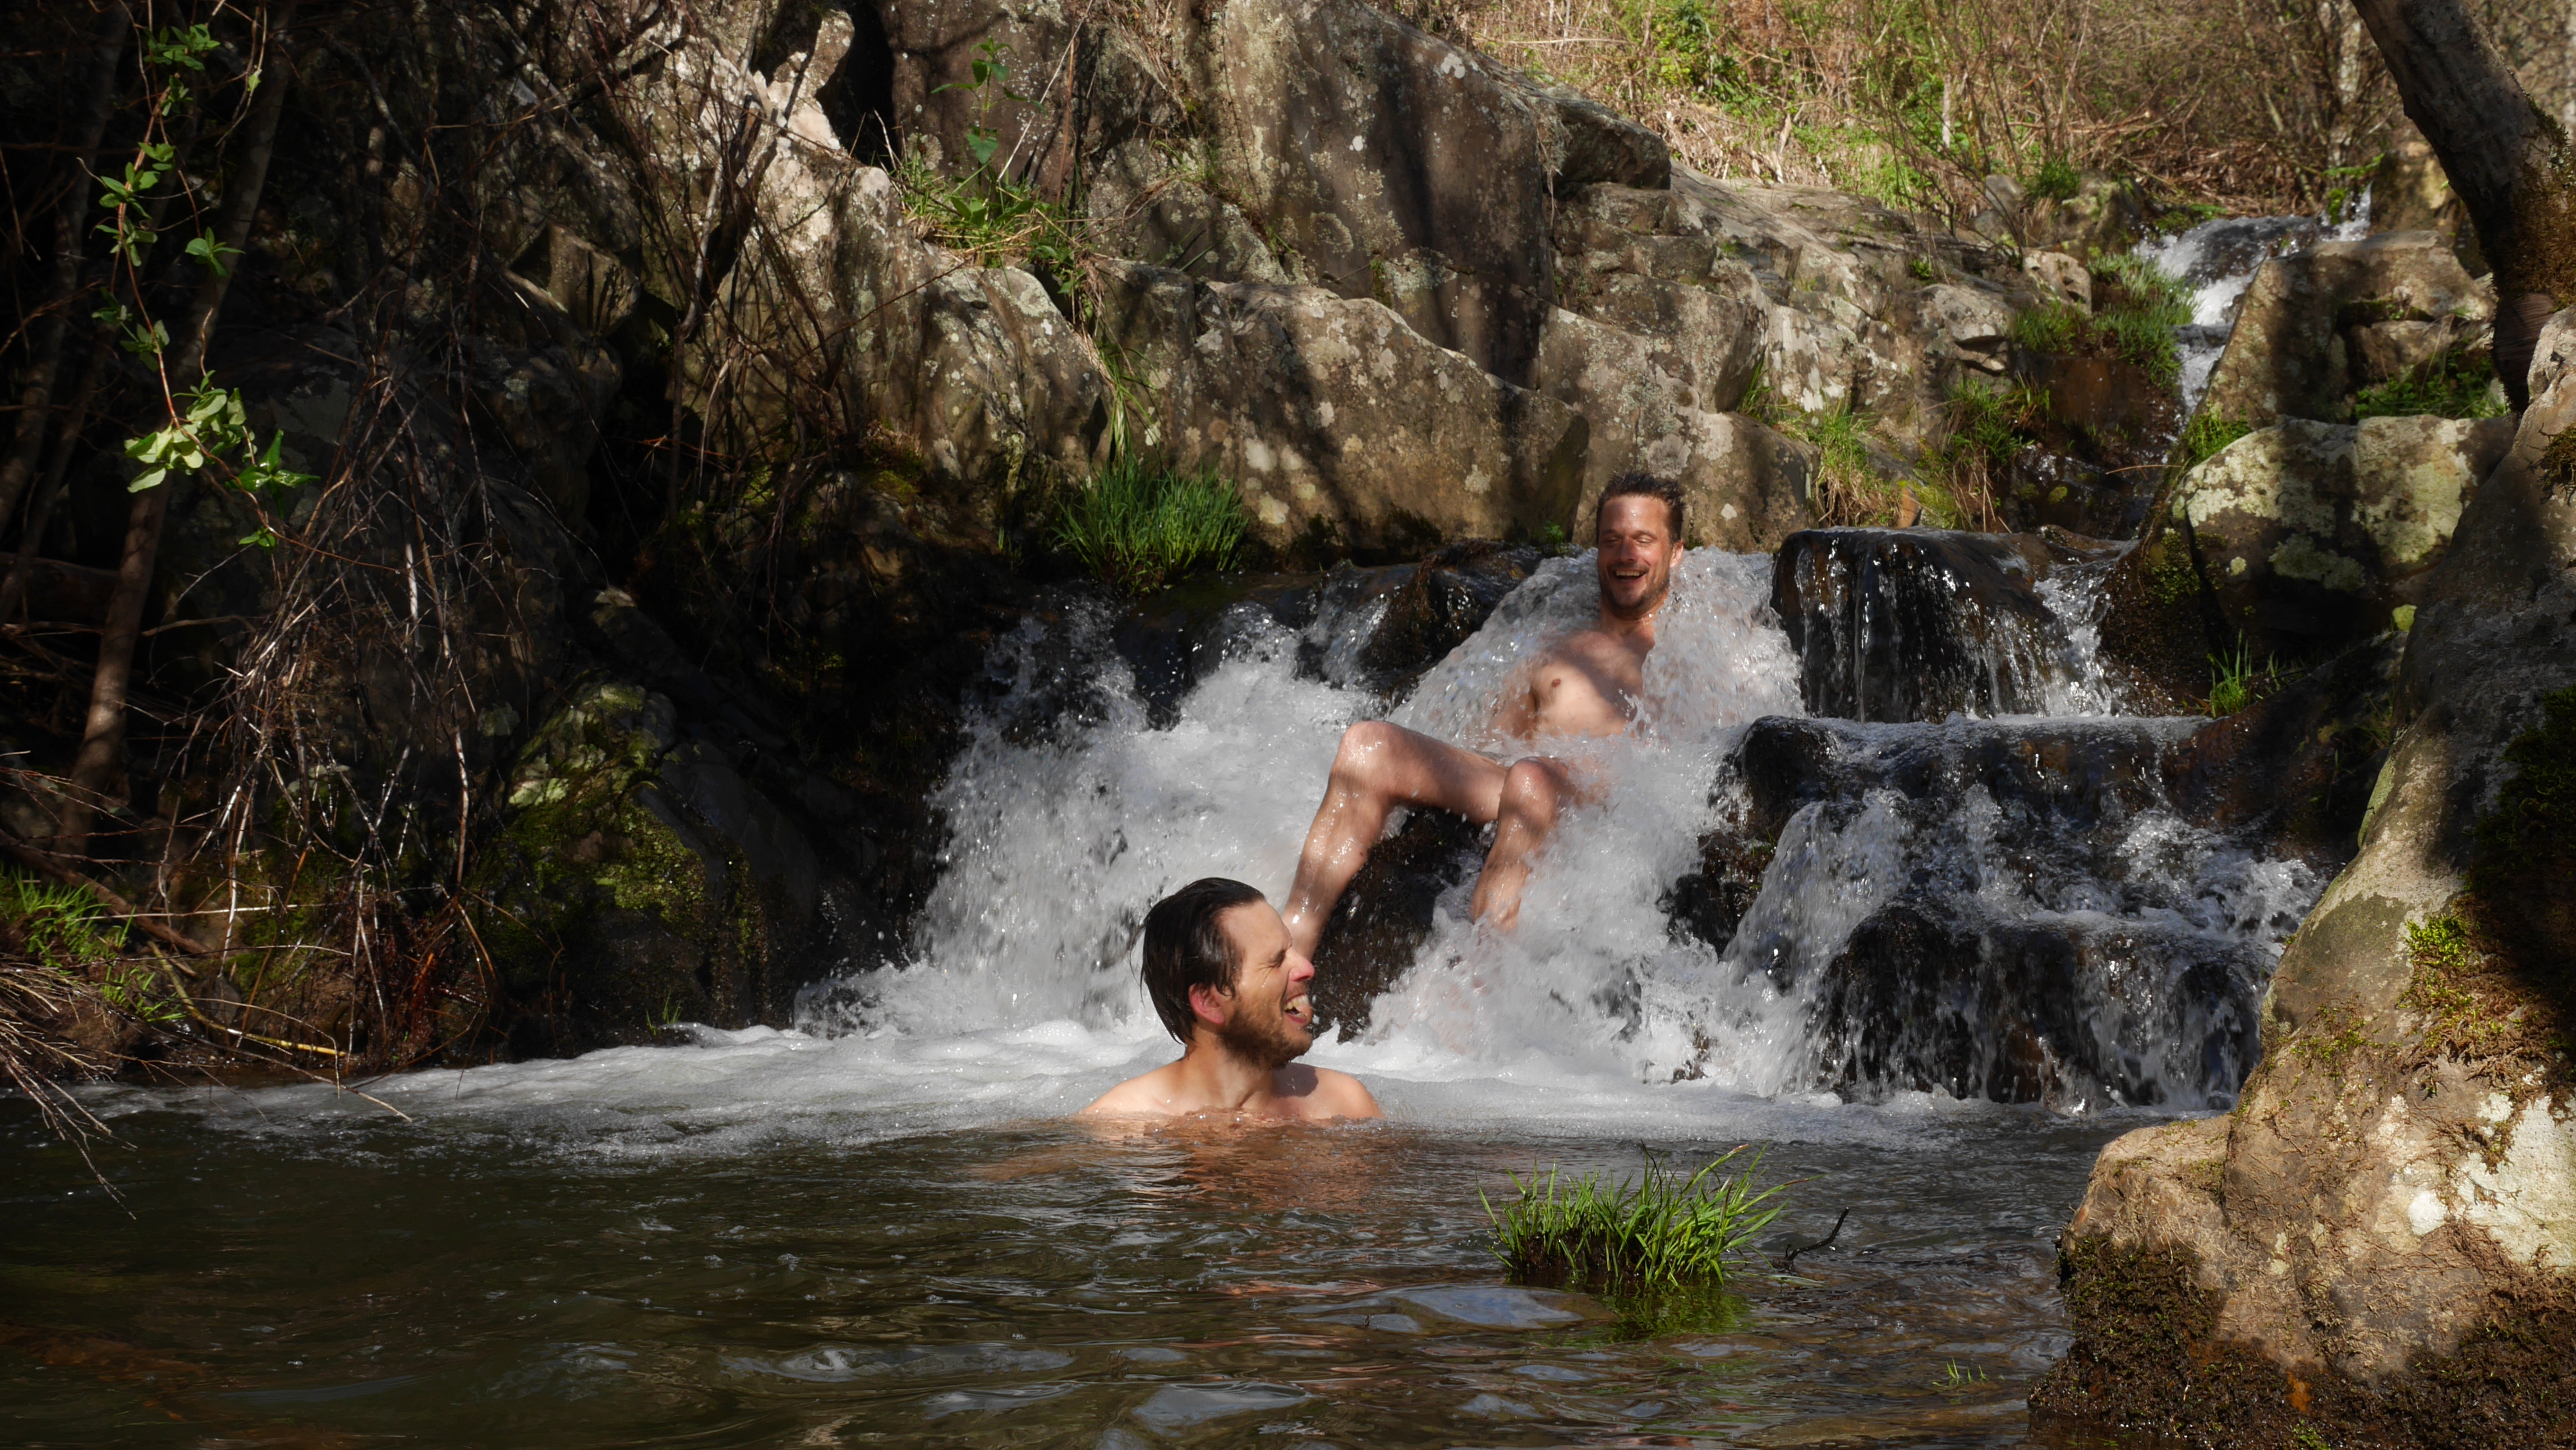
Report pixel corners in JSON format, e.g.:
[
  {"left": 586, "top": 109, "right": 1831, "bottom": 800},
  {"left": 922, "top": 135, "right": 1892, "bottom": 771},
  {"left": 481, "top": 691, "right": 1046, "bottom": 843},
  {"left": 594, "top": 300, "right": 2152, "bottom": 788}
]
[
  {"left": 1191, "top": 900, "right": 1317, "bottom": 1069},
  {"left": 1595, "top": 492, "right": 1683, "bottom": 622}
]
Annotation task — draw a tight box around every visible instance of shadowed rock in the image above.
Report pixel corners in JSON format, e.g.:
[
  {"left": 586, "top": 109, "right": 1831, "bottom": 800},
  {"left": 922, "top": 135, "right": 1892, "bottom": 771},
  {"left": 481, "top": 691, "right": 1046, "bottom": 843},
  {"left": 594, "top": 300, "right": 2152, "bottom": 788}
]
[
  {"left": 1770, "top": 528, "right": 2064, "bottom": 722},
  {"left": 1309, "top": 808, "right": 1487, "bottom": 1037}
]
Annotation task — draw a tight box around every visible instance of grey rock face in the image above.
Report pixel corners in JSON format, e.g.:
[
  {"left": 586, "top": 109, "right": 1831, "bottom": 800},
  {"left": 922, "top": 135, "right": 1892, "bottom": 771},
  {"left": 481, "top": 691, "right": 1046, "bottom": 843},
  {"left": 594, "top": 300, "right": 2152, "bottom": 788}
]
[
  {"left": 1202, "top": 0, "right": 1569, "bottom": 384},
  {"left": 2174, "top": 414, "right": 2515, "bottom": 657},
  {"left": 1093, "top": 261, "right": 1588, "bottom": 554},
  {"left": 2198, "top": 232, "right": 2495, "bottom": 428}
]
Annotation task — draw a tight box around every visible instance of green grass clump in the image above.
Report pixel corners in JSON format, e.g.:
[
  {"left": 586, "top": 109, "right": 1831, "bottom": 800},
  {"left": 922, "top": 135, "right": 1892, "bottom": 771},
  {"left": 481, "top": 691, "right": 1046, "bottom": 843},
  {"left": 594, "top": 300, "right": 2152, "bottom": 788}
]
[
  {"left": 2205, "top": 638, "right": 2284, "bottom": 717},
  {"left": 2026, "top": 156, "right": 2081, "bottom": 202},
  {"left": 2351, "top": 348, "right": 2510, "bottom": 421},
  {"left": 1050, "top": 455, "right": 1249, "bottom": 595},
  {"left": 2176, "top": 411, "right": 2254, "bottom": 475},
  {"left": 2, "top": 870, "right": 126, "bottom": 973},
  {"left": 2012, "top": 255, "right": 2191, "bottom": 386},
  {"left": 1949, "top": 378, "right": 2047, "bottom": 466},
  {"left": 1483, "top": 1145, "right": 1784, "bottom": 1293}
]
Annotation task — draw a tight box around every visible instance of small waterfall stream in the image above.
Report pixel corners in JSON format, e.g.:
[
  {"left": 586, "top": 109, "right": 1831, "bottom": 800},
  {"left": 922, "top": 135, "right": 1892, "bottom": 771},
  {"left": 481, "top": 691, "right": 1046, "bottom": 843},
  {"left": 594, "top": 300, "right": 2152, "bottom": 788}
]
[{"left": 819, "top": 530, "right": 2322, "bottom": 1113}]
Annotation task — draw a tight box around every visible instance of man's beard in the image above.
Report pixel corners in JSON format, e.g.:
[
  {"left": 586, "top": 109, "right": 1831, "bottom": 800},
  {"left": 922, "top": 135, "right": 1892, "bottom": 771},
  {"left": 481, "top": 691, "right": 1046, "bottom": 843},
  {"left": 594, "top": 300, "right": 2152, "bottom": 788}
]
[
  {"left": 1603, "top": 573, "right": 1668, "bottom": 621},
  {"left": 1217, "top": 1006, "right": 1308, "bottom": 1071}
]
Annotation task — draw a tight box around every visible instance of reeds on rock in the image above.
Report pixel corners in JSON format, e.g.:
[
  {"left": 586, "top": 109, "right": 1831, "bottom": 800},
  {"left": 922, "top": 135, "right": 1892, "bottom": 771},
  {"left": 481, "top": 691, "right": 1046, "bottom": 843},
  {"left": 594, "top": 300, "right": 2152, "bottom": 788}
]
[{"left": 1483, "top": 1144, "right": 1786, "bottom": 1293}]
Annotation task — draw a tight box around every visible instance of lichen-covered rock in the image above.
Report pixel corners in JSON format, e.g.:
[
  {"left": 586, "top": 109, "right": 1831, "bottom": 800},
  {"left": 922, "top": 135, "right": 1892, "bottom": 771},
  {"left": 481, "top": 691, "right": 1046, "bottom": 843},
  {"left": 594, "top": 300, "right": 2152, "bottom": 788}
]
[
  {"left": 2174, "top": 414, "right": 2515, "bottom": 658},
  {"left": 1554, "top": 172, "right": 2034, "bottom": 442},
  {"left": 1534, "top": 308, "right": 1814, "bottom": 552},
  {"left": 1093, "top": 260, "right": 1588, "bottom": 554},
  {"left": 471, "top": 680, "right": 827, "bottom": 1052},
  {"left": 2198, "top": 231, "right": 2495, "bottom": 428},
  {"left": 1202, "top": 0, "right": 1571, "bottom": 384},
  {"left": 2037, "top": 310, "right": 2576, "bottom": 1445}
]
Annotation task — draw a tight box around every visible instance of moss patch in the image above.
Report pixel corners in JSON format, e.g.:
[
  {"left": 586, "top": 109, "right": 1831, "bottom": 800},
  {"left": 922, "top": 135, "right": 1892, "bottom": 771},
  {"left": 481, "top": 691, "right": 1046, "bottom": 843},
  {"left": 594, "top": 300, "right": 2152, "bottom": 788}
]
[{"left": 2038, "top": 1236, "right": 2576, "bottom": 1447}]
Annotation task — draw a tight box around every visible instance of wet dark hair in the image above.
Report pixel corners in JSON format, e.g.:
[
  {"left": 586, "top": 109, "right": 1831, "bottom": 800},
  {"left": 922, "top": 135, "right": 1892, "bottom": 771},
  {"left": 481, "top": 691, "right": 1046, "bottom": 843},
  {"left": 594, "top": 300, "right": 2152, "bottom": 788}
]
[
  {"left": 1140, "top": 877, "right": 1268, "bottom": 1043},
  {"left": 1596, "top": 472, "right": 1685, "bottom": 543}
]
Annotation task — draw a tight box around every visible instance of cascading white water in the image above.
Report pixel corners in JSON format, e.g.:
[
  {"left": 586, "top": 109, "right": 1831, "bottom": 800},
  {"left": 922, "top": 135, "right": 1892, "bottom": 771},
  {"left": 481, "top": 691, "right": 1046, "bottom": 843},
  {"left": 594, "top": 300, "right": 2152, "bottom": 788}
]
[
  {"left": 2136, "top": 192, "right": 2373, "bottom": 414},
  {"left": 811, "top": 544, "right": 2322, "bottom": 1111}
]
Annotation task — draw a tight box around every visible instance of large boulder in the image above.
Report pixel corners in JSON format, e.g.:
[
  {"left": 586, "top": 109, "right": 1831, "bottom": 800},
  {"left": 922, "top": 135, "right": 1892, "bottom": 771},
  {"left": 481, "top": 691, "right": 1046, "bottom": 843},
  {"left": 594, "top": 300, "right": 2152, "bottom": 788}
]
[
  {"left": 2173, "top": 414, "right": 2516, "bottom": 659},
  {"left": 471, "top": 679, "right": 832, "bottom": 1054},
  {"left": 2035, "top": 312, "right": 2576, "bottom": 1443},
  {"left": 1094, "top": 261, "right": 1589, "bottom": 554},
  {"left": 1534, "top": 308, "right": 1814, "bottom": 551},
  {"left": 1199, "top": 0, "right": 1667, "bottom": 384},
  {"left": 2197, "top": 231, "right": 2495, "bottom": 429}
]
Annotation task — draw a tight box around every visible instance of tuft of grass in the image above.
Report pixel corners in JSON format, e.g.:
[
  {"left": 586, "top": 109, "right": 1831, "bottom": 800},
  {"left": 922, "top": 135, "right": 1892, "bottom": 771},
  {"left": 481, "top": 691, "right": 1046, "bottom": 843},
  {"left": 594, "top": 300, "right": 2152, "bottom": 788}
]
[
  {"left": 3, "top": 870, "right": 127, "bottom": 973},
  {"left": 1050, "top": 454, "right": 1250, "bottom": 595},
  {"left": 2350, "top": 348, "right": 2510, "bottom": 422},
  {"left": 2206, "top": 638, "right": 2286, "bottom": 717},
  {"left": 1482, "top": 1145, "right": 1785, "bottom": 1293},
  {"left": 1934, "top": 1359, "right": 1991, "bottom": 1389},
  {"left": 2026, "top": 155, "right": 2081, "bottom": 202},
  {"left": 2012, "top": 254, "right": 2191, "bottom": 386},
  {"left": 2176, "top": 411, "right": 2254, "bottom": 475}
]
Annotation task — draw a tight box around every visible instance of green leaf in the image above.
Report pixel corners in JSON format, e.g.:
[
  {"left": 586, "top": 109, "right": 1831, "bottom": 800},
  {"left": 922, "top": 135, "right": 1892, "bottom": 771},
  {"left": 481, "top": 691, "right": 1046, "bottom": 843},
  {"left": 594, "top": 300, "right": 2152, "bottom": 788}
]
[
  {"left": 185, "top": 233, "right": 240, "bottom": 278},
  {"left": 130, "top": 466, "right": 168, "bottom": 492}
]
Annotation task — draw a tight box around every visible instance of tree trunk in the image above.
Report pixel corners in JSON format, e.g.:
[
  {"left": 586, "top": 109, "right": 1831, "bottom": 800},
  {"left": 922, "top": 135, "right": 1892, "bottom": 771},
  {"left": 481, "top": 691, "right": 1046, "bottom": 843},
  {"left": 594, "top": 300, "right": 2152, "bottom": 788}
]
[
  {"left": 0, "top": 4, "right": 130, "bottom": 534},
  {"left": 2351, "top": 0, "right": 2576, "bottom": 404},
  {"left": 57, "top": 10, "right": 298, "bottom": 855}
]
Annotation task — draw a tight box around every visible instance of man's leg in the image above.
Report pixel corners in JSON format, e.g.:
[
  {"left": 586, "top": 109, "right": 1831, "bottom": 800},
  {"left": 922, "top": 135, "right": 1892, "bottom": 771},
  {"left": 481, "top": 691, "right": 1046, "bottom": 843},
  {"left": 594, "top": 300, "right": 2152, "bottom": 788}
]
[
  {"left": 1281, "top": 721, "right": 1507, "bottom": 957},
  {"left": 1468, "top": 756, "right": 1574, "bottom": 931}
]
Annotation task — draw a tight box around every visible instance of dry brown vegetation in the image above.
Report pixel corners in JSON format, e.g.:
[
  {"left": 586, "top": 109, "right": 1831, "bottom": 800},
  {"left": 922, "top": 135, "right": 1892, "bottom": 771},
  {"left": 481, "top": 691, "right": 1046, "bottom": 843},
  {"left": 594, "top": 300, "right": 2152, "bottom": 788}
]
[{"left": 1388, "top": 0, "right": 2569, "bottom": 217}]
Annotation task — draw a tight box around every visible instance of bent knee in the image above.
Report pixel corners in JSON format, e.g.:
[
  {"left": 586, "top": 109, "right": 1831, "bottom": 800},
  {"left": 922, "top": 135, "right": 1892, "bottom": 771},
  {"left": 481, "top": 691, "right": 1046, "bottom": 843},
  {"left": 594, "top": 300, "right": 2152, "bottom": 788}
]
[
  {"left": 1500, "top": 759, "right": 1563, "bottom": 815},
  {"left": 1332, "top": 721, "right": 1403, "bottom": 784}
]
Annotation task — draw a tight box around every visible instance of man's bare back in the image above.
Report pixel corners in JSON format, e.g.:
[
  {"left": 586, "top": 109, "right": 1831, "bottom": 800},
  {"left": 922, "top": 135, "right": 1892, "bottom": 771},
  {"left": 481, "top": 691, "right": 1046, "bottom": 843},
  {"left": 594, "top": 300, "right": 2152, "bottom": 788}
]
[{"left": 1280, "top": 482, "right": 1688, "bottom": 957}]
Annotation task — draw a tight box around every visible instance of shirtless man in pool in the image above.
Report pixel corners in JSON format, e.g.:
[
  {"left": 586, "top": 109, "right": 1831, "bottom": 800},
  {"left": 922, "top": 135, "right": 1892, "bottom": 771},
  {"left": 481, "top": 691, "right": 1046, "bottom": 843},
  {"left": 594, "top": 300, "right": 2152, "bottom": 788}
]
[
  {"left": 1083, "top": 877, "right": 1384, "bottom": 1120},
  {"left": 1279, "top": 472, "right": 1687, "bottom": 958}
]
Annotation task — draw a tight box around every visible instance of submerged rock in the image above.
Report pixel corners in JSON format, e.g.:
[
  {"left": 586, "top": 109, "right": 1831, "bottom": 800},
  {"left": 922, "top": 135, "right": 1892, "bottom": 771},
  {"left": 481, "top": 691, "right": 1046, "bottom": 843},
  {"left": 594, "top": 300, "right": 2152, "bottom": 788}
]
[{"left": 1769, "top": 527, "right": 2064, "bottom": 722}]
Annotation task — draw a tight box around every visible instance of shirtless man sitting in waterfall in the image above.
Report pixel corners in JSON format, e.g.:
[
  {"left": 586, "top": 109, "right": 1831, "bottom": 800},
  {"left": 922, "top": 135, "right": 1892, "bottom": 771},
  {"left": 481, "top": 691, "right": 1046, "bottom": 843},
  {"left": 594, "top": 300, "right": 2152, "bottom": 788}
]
[{"left": 1280, "top": 472, "right": 1687, "bottom": 958}]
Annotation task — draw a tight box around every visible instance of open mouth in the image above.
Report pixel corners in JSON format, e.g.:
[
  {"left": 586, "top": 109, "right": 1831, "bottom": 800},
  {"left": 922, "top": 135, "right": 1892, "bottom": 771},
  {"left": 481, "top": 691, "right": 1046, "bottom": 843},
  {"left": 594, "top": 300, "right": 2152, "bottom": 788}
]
[{"left": 1283, "top": 995, "right": 1313, "bottom": 1027}]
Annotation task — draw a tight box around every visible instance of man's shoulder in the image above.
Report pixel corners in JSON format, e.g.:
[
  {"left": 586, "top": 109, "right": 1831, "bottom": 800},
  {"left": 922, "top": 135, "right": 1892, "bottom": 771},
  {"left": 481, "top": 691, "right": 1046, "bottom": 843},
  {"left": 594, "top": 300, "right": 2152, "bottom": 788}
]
[
  {"left": 1284, "top": 1064, "right": 1384, "bottom": 1121},
  {"left": 1079, "top": 1063, "right": 1186, "bottom": 1116}
]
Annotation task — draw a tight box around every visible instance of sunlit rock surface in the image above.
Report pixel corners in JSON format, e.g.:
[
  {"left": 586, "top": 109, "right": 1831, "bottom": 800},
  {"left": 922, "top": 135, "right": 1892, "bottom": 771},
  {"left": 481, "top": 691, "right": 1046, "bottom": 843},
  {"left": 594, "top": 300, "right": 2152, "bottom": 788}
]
[
  {"left": 2175, "top": 414, "right": 2515, "bottom": 657},
  {"left": 2037, "top": 311, "right": 2576, "bottom": 1443}
]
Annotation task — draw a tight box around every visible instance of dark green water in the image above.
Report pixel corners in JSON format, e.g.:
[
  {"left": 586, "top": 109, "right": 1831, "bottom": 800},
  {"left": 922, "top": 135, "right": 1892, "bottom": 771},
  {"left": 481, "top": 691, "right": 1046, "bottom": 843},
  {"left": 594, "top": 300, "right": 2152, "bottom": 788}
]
[{"left": 0, "top": 1096, "right": 2136, "bottom": 1448}]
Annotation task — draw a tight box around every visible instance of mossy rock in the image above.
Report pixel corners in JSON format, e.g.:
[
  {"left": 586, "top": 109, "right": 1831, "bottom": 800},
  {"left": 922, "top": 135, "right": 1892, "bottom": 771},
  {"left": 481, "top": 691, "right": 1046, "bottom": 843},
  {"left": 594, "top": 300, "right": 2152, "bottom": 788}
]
[{"left": 470, "top": 678, "right": 822, "bottom": 1053}]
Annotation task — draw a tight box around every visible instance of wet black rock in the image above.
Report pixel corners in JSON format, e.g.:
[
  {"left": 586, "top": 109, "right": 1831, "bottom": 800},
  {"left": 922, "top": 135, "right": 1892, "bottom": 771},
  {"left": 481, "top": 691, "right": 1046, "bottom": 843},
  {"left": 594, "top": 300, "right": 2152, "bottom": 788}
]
[
  {"left": 1355, "top": 540, "right": 1542, "bottom": 697},
  {"left": 1709, "top": 714, "right": 2290, "bottom": 1107},
  {"left": 1815, "top": 899, "right": 2265, "bottom": 1106},
  {"left": 1309, "top": 808, "right": 1487, "bottom": 1036},
  {"left": 1114, "top": 573, "right": 1325, "bottom": 726},
  {"left": 1770, "top": 529, "right": 2066, "bottom": 722}
]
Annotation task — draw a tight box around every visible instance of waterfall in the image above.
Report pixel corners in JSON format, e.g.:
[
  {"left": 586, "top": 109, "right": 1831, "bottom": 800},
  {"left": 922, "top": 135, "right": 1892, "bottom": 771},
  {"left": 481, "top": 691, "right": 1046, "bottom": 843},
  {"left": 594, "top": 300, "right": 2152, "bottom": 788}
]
[{"left": 815, "top": 537, "right": 2323, "bottom": 1113}]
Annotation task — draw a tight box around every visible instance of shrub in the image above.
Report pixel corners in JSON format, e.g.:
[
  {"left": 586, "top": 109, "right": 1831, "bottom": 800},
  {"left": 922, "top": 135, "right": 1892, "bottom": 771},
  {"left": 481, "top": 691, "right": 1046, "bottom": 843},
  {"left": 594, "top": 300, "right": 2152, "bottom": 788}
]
[
  {"left": 2007, "top": 256, "right": 2188, "bottom": 387},
  {"left": 2027, "top": 155, "right": 2081, "bottom": 201},
  {"left": 1483, "top": 1145, "right": 1785, "bottom": 1293},
  {"left": 1051, "top": 455, "right": 1250, "bottom": 595}
]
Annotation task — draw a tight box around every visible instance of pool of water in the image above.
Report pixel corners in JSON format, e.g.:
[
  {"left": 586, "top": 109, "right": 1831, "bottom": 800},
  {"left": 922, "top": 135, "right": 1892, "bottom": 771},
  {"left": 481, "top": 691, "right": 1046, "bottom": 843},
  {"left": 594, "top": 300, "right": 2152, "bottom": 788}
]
[{"left": 2, "top": 1067, "right": 2145, "bottom": 1449}]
